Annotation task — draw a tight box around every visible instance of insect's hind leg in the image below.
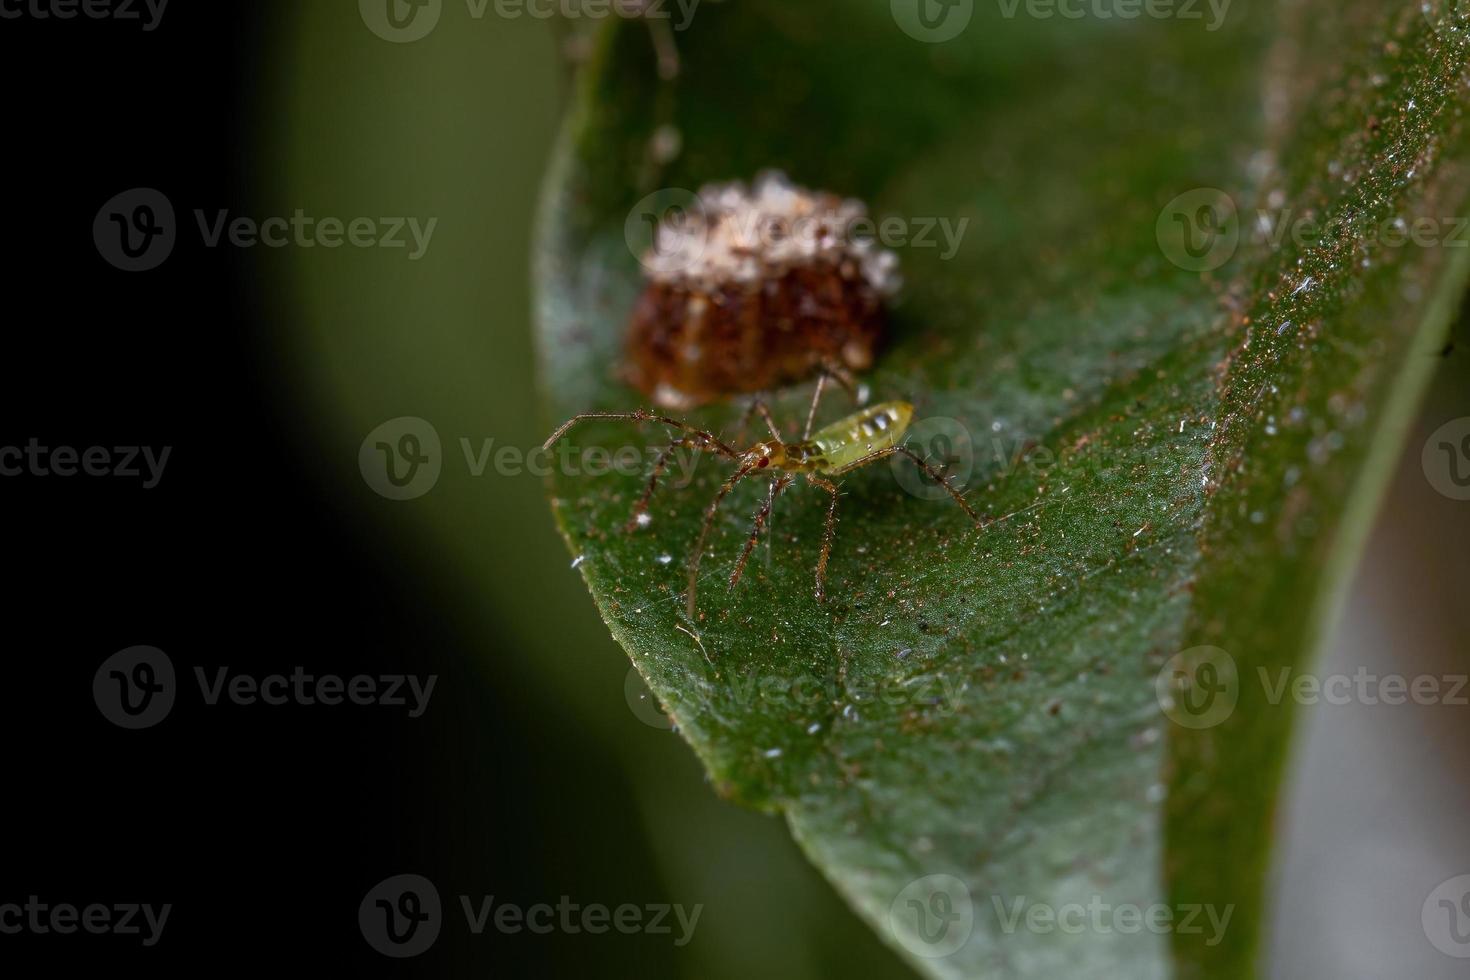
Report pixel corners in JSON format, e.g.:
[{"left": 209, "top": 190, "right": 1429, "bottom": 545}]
[
  {"left": 806, "top": 474, "right": 841, "bottom": 601},
  {"left": 829, "top": 445, "right": 985, "bottom": 528}
]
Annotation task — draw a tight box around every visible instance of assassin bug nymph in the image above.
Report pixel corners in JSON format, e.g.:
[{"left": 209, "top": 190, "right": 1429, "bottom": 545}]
[{"left": 543, "top": 381, "right": 985, "bottom": 619}]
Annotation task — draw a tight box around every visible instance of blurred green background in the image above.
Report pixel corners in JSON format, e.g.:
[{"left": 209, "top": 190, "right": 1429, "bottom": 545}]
[{"left": 256, "top": 4, "right": 1470, "bottom": 977}]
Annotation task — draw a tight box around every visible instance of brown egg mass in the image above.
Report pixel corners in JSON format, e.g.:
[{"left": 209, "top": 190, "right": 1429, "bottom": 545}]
[{"left": 625, "top": 172, "right": 900, "bottom": 409}]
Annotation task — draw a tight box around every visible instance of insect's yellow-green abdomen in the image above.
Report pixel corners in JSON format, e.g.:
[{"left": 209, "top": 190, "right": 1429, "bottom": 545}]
[{"left": 806, "top": 400, "right": 914, "bottom": 472}]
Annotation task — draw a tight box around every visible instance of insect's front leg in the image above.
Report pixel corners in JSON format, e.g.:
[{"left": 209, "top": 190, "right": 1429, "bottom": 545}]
[
  {"left": 626, "top": 435, "right": 702, "bottom": 532},
  {"left": 730, "top": 475, "right": 792, "bottom": 590}
]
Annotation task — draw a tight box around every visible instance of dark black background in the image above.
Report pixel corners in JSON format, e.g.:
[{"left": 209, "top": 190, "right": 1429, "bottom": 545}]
[{"left": 0, "top": 3, "right": 676, "bottom": 974}]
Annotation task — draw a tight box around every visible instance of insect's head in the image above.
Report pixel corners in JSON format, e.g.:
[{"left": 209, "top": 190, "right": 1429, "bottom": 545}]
[{"left": 741, "top": 441, "right": 793, "bottom": 471}]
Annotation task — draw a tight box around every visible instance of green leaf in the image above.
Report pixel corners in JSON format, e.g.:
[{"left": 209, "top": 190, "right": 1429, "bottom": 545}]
[{"left": 534, "top": 3, "right": 1470, "bottom": 976}]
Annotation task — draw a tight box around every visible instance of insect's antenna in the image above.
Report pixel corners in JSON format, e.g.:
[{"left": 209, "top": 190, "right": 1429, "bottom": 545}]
[
  {"left": 729, "top": 394, "right": 780, "bottom": 446},
  {"left": 817, "top": 359, "right": 861, "bottom": 404},
  {"left": 542, "top": 410, "right": 739, "bottom": 457},
  {"left": 686, "top": 462, "right": 757, "bottom": 619},
  {"left": 892, "top": 446, "right": 985, "bottom": 528},
  {"left": 802, "top": 375, "right": 828, "bottom": 441}
]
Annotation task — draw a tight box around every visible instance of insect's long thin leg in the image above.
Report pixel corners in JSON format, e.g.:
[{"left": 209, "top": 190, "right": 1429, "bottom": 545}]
[
  {"left": 730, "top": 475, "right": 792, "bottom": 590},
  {"left": 829, "top": 446, "right": 985, "bottom": 528},
  {"left": 687, "top": 462, "right": 757, "bottom": 619},
  {"left": 732, "top": 394, "right": 782, "bottom": 444},
  {"left": 626, "top": 435, "right": 700, "bottom": 532},
  {"left": 807, "top": 474, "right": 840, "bottom": 601},
  {"left": 802, "top": 374, "right": 828, "bottom": 440},
  {"left": 542, "top": 411, "right": 739, "bottom": 458},
  {"left": 754, "top": 400, "right": 783, "bottom": 441},
  {"left": 728, "top": 394, "right": 781, "bottom": 444},
  {"left": 817, "top": 359, "right": 862, "bottom": 404}
]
